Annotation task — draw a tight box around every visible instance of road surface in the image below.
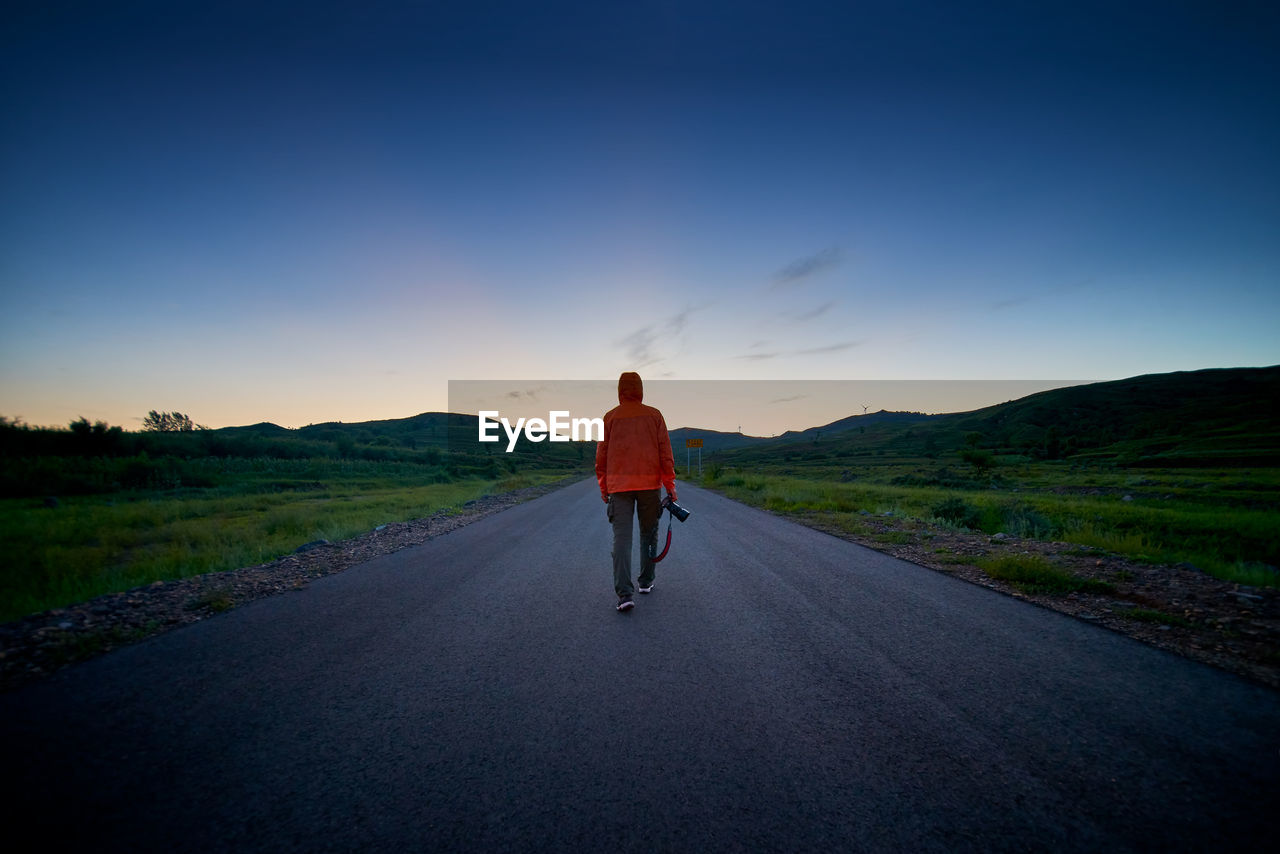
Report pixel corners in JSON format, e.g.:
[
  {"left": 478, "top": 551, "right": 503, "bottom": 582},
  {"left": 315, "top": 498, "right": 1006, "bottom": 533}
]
[{"left": 2, "top": 478, "right": 1277, "bottom": 851}]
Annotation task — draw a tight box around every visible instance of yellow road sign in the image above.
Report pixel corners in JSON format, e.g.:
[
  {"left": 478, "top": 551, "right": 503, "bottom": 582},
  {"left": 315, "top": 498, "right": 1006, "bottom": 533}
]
[{"left": 686, "top": 438, "right": 704, "bottom": 448}]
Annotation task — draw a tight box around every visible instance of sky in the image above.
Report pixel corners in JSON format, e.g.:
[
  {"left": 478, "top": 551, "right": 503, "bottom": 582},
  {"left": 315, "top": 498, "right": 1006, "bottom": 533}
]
[{"left": 2, "top": 0, "right": 1278, "bottom": 431}]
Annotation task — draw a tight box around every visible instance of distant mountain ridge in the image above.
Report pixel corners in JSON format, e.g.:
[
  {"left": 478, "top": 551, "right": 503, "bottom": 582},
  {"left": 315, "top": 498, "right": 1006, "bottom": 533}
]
[
  {"left": 667, "top": 411, "right": 935, "bottom": 453},
  {"left": 215, "top": 413, "right": 458, "bottom": 445},
  {"left": 712, "top": 366, "right": 1280, "bottom": 467},
  {"left": 211, "top": 366, "right": 1279, "bottom": 467},
  {"left": 940, "top": 365, "right": 1280, "bottom": 465}
]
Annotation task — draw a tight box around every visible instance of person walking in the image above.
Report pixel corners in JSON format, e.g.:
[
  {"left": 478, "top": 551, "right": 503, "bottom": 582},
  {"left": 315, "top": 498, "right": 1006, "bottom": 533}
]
[{"left": 596, "top": 371, "right": 677, "bottom": 612}]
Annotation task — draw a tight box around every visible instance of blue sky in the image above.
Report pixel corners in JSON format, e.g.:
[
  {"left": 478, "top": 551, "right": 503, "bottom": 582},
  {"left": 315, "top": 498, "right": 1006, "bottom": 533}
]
[{"left": 2, "top": 1, "right": 1277, "bottom": 429}]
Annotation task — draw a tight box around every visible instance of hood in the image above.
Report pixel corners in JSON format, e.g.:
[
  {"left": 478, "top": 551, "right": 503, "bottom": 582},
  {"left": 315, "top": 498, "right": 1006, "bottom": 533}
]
[{"left": 618, "top": 371, "right": 643, "bottom": 403}]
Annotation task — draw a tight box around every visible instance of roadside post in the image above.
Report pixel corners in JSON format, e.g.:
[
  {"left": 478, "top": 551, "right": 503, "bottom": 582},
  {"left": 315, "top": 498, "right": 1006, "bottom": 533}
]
[{"left": 685, "top": 437, "right": 703, "bottom": 478}]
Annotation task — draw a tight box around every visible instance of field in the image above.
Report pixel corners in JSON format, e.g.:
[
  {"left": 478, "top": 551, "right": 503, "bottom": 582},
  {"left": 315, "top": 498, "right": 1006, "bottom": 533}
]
[
  {"left": 698, "top": 459, "right": 1278, "bottom": 587},
  {"left": 689, "top": 438, "right": 1280, "bottom": 687},
  {"left": 0, "top": 456, "right": 580, "bottom": 624},
  {"left": 689, "top": 368, "right": 1280, "bottom": 590},
  {"left": 3, "top": 367, "right": 1277, "bottom": 628}
]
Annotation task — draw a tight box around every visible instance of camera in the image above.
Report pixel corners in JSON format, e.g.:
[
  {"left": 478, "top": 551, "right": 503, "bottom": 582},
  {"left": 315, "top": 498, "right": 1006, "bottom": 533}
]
[{"left": 661, "top": 495, "right": 691, "bottom": 522}]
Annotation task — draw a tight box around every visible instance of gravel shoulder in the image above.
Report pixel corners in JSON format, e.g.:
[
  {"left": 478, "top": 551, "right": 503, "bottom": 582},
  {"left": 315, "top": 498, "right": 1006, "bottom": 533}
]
[
  {"left": 777, "top": 506, "right": 1280, "bottom": 690},
  {"left": 0, "top": 476, "right": 580, "bottom": 692}
]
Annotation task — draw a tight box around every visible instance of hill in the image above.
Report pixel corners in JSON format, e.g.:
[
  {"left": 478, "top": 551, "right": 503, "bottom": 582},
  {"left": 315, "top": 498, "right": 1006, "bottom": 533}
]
[
  {"left": 668, "top": 411, "right": 936, "bottom": 457},
  {"left": 944, "top": 367, "right": 1280, "bottom": 465},
  {"left": 773, "top": 410, "right": 938, "bottom": 442},
  {"left": 215, "top": 412, "right": 590, "bottom": 468},
  {"left": 667, "top": 427, "right": 766, "bottom": 454},
  {"left": 706, "top": 366, "right": 1280, "bottom": 470},
  {"left": 218, "top": 367, "right": 1278, "bottom": 470}
]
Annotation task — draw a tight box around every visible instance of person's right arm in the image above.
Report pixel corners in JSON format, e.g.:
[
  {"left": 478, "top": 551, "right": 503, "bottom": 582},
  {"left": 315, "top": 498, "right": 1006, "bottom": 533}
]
[{"left": 656, "top": 416, "right": 676, "bottom": 501}]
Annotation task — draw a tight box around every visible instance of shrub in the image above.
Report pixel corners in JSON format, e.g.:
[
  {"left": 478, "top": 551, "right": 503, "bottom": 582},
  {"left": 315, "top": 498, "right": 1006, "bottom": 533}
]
[
  {"left": 931, "top": 497, "right": 980, "bottom": 529},
  {"left": 1002, "top": 505, "right": 1055, "bottom": 539},
  {"left": 959, "top": 447, "right": 995, "bottom": 474}
]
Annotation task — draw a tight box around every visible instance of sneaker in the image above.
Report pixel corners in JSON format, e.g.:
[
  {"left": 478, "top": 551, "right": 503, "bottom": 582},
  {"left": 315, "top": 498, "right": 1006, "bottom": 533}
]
[
  {"left": 616, "top": 595, "right": 635, "bottom": 612},
  {"left": 638, "top": 584, "right": 653, "bottom": 594}
]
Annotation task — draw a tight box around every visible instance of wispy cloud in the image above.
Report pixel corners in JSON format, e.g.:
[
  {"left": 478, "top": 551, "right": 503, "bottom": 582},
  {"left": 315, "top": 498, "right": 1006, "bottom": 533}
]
[
  {"left": 795, "top": 340, "right": 859, "bottom": 355},
  {"left": 504, "top": 385, "right": 548, "bottom": 401},
  {"left": 790, "top": 301, "right": 835, "bottom": 322},
  {"left": 618, "top": 326, "right": 661, "bottom": 367},
  {"left": 990, "top": 296, "right": 1028, "bottom": 311},
  {"left": 665, "top": 306, "right": 694, "bottom": 335},
  {"left": 617, "top": 303, "right": 712, "bottom": 368},
  {"left": 988, "top": 277, "right": 1095, "bottom": 312},
  {"left": 773, "top": 247, "right": 841, "bottom": 287},
  {"left": 769, "top": 395, "right": 808, "bottom": 404},
  {"left": 735, "top": 339, "right": 859, "bottom": 360}
]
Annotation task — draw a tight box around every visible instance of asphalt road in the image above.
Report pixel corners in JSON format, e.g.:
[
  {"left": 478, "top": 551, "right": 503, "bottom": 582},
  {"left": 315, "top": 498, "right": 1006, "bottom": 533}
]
[{"left": 2, "top": 477, "right": 1277, "bottom": 852}]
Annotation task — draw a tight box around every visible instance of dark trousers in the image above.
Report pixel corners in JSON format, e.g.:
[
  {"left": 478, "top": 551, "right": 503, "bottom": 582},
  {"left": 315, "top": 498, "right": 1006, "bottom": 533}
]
[{"left": 608, "top": 489, "right": 661, "bottom": 597}]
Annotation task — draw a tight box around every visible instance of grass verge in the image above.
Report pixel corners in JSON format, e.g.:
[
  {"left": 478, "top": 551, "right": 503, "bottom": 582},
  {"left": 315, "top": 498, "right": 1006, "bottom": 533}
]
[
  {"left": 0, "top": 465, "right": 575, "bottom": 622},
  {"left": 1119, "top": 608, "right": 1193, "bottom": 628},
  {"left": 975, "top": 555, "right": 1115, "bottom": 595},
  {"left": 705, "top": 468, "right": 1279, "bottom": 588}
]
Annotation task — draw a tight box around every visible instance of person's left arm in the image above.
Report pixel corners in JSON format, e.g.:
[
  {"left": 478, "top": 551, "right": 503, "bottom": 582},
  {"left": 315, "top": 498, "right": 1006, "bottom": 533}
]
[{"left": 595, "top": 414, "right": 611, "bottom": 502}]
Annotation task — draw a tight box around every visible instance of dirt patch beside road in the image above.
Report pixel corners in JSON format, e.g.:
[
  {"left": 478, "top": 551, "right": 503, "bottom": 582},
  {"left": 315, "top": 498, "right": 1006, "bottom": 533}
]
[{"left": 795, "top": 510, "right": 1280, "bottom": 690}]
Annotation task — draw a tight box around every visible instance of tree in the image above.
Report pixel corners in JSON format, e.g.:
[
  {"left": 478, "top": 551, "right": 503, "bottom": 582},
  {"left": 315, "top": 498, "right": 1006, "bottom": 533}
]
[
  {"left": 142, "top": 410, "right": 199, "bottom": 432},
  {"left": 1044, "top": 425, "right": 1063, "bottom": 460},
  {"left": 959, "top": 446, "right": 995, "bottom": 475},
  {"left": 69, "top": 417, "right": 123, "bottom": 454}
]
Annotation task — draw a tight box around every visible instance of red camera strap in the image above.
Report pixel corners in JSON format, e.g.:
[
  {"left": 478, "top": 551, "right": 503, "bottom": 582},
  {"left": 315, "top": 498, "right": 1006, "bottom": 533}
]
[{"left": 650, "top": 512, "right": 674, "bottom": 563}]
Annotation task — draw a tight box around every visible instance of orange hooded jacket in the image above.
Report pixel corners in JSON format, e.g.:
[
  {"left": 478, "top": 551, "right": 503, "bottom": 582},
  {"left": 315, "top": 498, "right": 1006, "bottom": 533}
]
[{"left": 595, "top": 372, "right": 677, "bottom": 500}]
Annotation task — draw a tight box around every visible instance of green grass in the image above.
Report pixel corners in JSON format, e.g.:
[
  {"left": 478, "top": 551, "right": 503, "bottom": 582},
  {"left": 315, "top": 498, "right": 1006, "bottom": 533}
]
[
  {"left": 0, "top": 462, "right": 574, "bottom": 622},
  {"left": 873, "top": 531, "right": 914, "bottom": 545},
  {"left": 975, "top": 555, "right": 1115, "bottom": 595},
  {"left": 1119, "top": 608, "right": 1193, "bottom": 628},
  {"left": 188, "top": 589, "right": 235, "bottom": 613},
  {"left": 702, "top": 465, "right": 1280, "bottom": 588}
]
